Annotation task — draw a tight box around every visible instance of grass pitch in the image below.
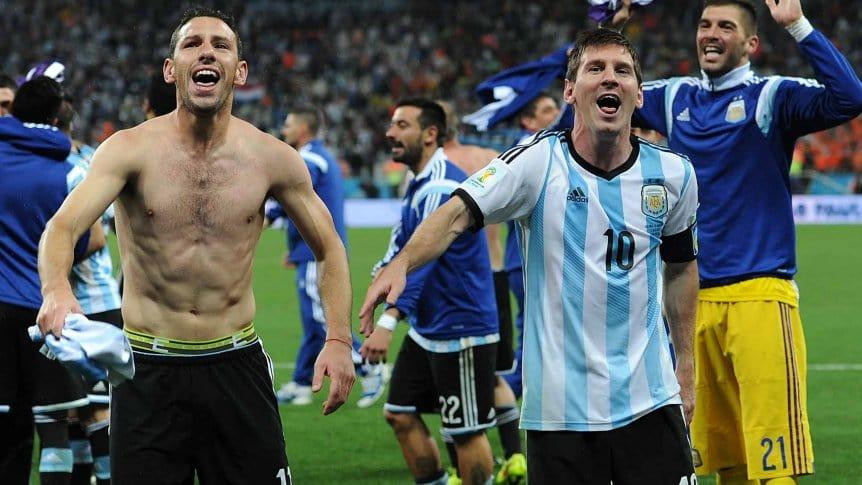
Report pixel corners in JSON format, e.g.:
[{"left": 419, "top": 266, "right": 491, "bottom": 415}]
[{"left": 30, "top": 225, "right": 862, "bottom": 483}]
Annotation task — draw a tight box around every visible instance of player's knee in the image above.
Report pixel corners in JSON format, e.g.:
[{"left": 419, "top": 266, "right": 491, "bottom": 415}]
[
  {"left": 451, "top": 429, "right": 485, "bottom": 446},
  {"left": 384, "top": 409, "right": 417, "bottom": 432}
]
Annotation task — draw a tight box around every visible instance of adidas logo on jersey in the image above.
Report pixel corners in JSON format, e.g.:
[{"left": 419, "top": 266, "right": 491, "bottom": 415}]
[
  {"left": 676, "top": 107, "right": 690, "bottom": 122},
  {"left": 567, "top": 187, "right": 588, "bottom": 203}
]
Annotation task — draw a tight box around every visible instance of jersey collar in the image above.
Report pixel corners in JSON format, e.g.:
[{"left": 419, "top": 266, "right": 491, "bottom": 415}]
[
  {"left": 565, "top": 131, "right": 640, "bottom": 181},
  {"left": 700, "top": 62, "right": 754, "bottom": 92},
  {"left": 298, "top": 138, "right": 320, "bottom": 154},
  {"left": 414, "top": 147, "right": 447, "bottom": 181}
]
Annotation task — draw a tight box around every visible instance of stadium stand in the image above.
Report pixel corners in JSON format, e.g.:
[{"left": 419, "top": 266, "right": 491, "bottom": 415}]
[{"left": 2, "top": 0, "right": 859, "bottom": 196}]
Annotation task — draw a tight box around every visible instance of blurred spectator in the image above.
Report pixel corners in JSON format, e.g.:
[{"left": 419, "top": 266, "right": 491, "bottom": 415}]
[{"left": 0, "top": 74, "right": 16, "bottom": 116}]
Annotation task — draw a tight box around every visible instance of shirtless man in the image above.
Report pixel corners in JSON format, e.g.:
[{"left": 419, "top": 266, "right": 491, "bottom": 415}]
[{"left": 36, "top": 7, "right": 354, "bottom": 484}]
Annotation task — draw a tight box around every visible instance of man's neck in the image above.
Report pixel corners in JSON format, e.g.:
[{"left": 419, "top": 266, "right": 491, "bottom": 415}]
[
  {"left": 296, "top": 134, "right": 314, "bottom": 150},
  {"left": 176, "top": 105, "right": 231, "bottom": 150},
  {"left": 571, "top": 123, "right": 632, "bottom": 173},
  {"left": 411, "top": 145, "right": 440, "bottom": 175},
  {"left": 443, "top": 138, "right": 461, "bottom": 151}
]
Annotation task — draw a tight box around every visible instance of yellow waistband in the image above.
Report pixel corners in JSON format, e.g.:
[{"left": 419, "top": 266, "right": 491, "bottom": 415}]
[
  {"left": 124, "top": 323, "right": 257, "bottom": 355},
  {"left": 698, "top": 277, "right": 799, "bottom": 306}
]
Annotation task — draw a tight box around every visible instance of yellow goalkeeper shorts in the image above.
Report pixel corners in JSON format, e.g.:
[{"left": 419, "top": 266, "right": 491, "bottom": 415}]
[{"left": 691, "top": 277, "right": 814, "bottom": 480}]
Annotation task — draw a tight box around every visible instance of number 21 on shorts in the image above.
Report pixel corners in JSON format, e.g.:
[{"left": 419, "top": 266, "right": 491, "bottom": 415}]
[{"left": 761, "top": 435, "right": 788, "bottom": 471}]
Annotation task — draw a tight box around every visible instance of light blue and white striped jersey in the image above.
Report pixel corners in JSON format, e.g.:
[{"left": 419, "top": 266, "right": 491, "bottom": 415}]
[
  {"left": 68, "top": 144, "right": 121, "bottom": 315},
  {"left": 454, "top": 131, "right": 698, "bottom": 431}
]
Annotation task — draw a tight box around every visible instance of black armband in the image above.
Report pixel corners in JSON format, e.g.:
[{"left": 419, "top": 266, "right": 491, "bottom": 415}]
[{"left": 660, "top": 223, "right": 697, "bottom": 263}]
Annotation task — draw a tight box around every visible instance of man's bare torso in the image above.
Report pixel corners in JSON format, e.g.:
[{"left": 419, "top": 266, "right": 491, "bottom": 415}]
[
  {"left": 444, "top": 142, "right": 497, "bottom": 176},
  {"left": 115, "top": 115, "right": 272, "bottom": 340}
]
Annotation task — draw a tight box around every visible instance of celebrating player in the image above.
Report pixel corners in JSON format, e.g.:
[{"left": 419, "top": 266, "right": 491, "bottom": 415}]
[
  {"left": 362, "top": 29, "right": 700, "bottom": 484},
  {"left": 617, "top": 0, "right": 862, "bottom": 482},
  {"left": 0, "top": 76, "right": 103, "bottom": 485},
  {"left": 361, "top": 98, "right": 499, "bottom": 485},
  {"left": 36, "top": 7, "right": 354, "bottom": 483}
]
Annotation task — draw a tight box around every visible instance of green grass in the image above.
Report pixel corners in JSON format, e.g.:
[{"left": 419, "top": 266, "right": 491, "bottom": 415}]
[{"left": 30, "top": 225, "right": 862, "bottom": 483}]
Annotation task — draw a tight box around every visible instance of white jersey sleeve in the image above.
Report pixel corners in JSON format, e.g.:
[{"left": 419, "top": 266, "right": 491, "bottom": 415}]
[
  {"left": 453, "top": 136, "right": 552, "bottom": 228},
  {"left": 662, "top": 158, "right": 698, "bottom": 237}
]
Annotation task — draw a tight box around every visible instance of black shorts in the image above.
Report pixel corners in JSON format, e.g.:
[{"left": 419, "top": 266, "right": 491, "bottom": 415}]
[
  {"left": 493, "top": 271, "right": 515, "bottom": 374},
  {"left": 527, "top": 405, "right": 695, "bottom": 485},
  {"left": 385, "top": 335, "right": 497, "bottom": 437},
  {"left": 84, "top": 309, "right": 123, "bottom": 406},
  {"left": 0, "top": 302, "right": 88, "bottom": 414},
  {"left": 110, "top": 342, "right": 290, "bottom": 484}
]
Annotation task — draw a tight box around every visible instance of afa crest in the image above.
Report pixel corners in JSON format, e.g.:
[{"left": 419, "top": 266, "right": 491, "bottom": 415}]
[
  {"left": 725, "top": 98, "right": 746, "bottom": 123},
  {"left": 641, "top": 184, "right": 668, "bottom": 218}
]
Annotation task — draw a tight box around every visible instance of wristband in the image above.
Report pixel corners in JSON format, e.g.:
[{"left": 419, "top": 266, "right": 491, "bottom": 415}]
[
  {"left": 376, "top": 313, "right": 398, "bottom": 332},
  {"left": 786, "top": 16, "right": 813, "bottom": 43},
  {"left": 324, "top": 337, "right": 352, "bottom": 350}
]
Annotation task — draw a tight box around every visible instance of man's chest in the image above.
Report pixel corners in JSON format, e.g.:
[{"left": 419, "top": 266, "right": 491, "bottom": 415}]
[{"left": 130, "top": 157, "right": 268, "bottom": 232}]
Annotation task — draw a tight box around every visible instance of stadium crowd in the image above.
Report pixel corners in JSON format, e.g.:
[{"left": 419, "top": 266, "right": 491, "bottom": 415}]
[{"left": 2, "top": 0, "right": 860, "bottom": 193}]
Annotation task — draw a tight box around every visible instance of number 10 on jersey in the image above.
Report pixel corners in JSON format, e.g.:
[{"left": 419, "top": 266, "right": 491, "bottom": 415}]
[{"left": 604, "top": 228, "right": 635, "bottom": 271}]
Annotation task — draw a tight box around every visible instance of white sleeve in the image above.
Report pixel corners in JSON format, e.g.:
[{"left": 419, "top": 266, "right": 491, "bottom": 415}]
[
  {"left": 663, "top": 160, "right": 698, "bottom": 236},
  {"left": 453, "top": 141, "right": 549, "bottom": 228}
]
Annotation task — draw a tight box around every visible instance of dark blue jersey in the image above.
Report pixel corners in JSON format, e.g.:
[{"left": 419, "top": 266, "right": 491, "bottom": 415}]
[
  {"left": 373, "top": 149, "right": 498, "bottom": 347},
  {"left": 634, "top": 28, "right": 862, "bottom": 286},
  {"left": 0, "top": 116, "right": 89, "bottom": 309}
]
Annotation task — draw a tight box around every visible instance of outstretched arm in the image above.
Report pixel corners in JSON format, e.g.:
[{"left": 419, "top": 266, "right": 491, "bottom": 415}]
[
  {"left": 359, "top": 196, "right": 474, "bottom": 329},
  {"left": 38, "top": 131, "right": 136, "bottom": 337},
  {"left": 267, "top": 139, "right": 354, "bottom": 415}
]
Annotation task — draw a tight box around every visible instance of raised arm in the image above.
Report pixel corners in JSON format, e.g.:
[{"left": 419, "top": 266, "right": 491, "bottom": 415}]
[
  {"left": 266, "top": 139, "right": 354, "bottom": 415},
  {"left": 764, "top": 0, "right": 862, "bottom": 136},
  {"left": 37, "top": 130, "right": 137, "bottom": 337}
]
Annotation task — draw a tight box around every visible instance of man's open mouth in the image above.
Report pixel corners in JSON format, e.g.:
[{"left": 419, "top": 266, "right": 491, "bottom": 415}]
[
  {"left": 192, "top": 69, "right": 220, "bottom": 87},
  {"left": 597, "top": 94, "right": 621, "bottom": 115}
]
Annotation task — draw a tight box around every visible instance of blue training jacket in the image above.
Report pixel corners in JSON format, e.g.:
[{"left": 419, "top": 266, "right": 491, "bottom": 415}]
[
  {"left": 373, "top": 148, "right": 498, "bottom": 344},
  {"left": 634, "top": 27, "right": 862, "bottom": 286},
  {"left": 0, "top": 116, "right": 89, "bottom": 309}
]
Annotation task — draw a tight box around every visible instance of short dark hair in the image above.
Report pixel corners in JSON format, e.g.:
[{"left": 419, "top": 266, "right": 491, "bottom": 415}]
[
  {"left": 565, "top": 28, "right": 642, "bottom": 85},
  {"left": 395, "top": 98, "right": 447, "bottom": 145},
  {"left": 0, "top": 74, "right": 17, "bottom": 91},
  {"left": 11, "top": 76, "right": 63, "bottom": 124},
  {"left": 519, "top": 92, "right": 556, "bottom": 121},
  {"left": 169, "top": 6, "right": 243, "bottom": 59},
  {"left": 289, "top": 106, "right": 322, "bottom": 136},
  {"left": 55, "top": 99, "right": 74, "bottom": 132},
  {"left": 703, "top": 0, "right": 758, "bottom": 35},
  {"left": 148, "top": 72, "right": 176, "bottom": 116}
]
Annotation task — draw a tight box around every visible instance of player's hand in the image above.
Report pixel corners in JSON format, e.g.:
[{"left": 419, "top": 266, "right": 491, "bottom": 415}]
[
  {"left": 36, "top": 287, "right": 82, "bottom": 338},
  {"left": 312, "top": 339, "right": 356, "bottom": 415},
  {"left": 675, "top": 357, "right": 696, "bottom": 425},
  {"left": 281, "top": 253, "right": 296, "bottom": 269},
  {"left": 360, "top": 327, "right": 393, "bottom": 364},
  {"left": 765, "top": 0, "right": 803, "bottom": 27},
  {"left": 605, "top": 0, "right": 633, "bottom": 30},
  {"left": 359, "top": 260, "right": 407, "bottom": 336}
]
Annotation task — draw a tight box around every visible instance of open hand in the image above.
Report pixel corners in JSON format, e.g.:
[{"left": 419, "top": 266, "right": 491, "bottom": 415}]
[
  {"left": 359, "top": 261, "right": 407, "bottom": 336},
  {"left": 764, "top": 0, "right": 803, "bottom": 27}
]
